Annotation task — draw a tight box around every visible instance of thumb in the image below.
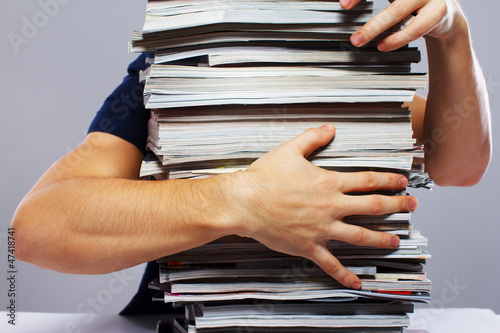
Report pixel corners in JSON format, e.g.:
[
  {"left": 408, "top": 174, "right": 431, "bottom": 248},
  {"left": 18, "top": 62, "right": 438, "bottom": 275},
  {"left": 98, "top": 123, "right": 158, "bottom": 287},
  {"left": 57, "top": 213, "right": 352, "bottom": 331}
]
[{"left": 285, "top": 124, "right": 336, "bottom": 158}]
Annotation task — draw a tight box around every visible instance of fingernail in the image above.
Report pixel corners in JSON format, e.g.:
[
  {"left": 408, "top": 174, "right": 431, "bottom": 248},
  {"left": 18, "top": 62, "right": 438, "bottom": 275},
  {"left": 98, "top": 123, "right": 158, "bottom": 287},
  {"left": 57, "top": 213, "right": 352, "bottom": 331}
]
[
  {"left": 351, "top": 281, "right": 361, "bottom": 290},
  {"left": 391, "top": 235, "right": 400, "bottom": 248},
  {"left": 352, "top": 33, "right": 363, "bottom": 46},
  {"left": 321, "top": 124, "right": 335, "bottom": 131},
  {"left": 378, "top": 42, "right": 388, "bottom": 52},
  {"left": 410, "top": 198, "right": 418, "bottom": 212},
  {"left": 399, "top": 177, "right": 408, "bottom": 189},
  {"left": 341, "top": 0, "right": 352, "bottom": 8}
]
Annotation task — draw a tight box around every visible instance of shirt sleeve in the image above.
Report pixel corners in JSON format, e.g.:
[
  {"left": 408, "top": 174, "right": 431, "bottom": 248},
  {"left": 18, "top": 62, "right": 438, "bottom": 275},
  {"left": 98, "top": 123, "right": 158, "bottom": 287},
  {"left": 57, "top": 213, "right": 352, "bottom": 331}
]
[{"left": 88, "top": 52, "right": 153, "bottom": 155}]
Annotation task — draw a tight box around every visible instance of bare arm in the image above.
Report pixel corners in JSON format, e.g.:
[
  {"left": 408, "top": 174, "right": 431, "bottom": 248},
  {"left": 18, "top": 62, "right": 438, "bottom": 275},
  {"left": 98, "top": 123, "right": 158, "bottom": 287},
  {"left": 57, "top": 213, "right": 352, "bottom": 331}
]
[
  {"left": 343, "top": 0, "right": 492, "bottom": 186},
  {"left": 422, "top": 16, "right": 491, "bottom": 186},
  {"left": 13, "top": 132, "right": 232, "bottom": 274},
  {"left": 18, "top": 0, "right": 489, "bottom": 284},
  {"left": 12, "top": 128, "right": 414, "bottom": 290}
]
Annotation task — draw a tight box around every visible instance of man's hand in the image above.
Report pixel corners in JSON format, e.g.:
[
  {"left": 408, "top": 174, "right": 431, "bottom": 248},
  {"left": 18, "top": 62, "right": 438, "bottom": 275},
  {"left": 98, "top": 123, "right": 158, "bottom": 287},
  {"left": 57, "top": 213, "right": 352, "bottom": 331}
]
[
  {"left": 341, "top": 0, "right": 466, "bottom": 51},
  {"left": 227, "top": 125, "right": 417, "bottom": 290},
  {"left": 340, "top": 0, "right": 491, "bottom": 186},
  {"left": 11, "top": 127, "right": 417, "bottom": 276}
]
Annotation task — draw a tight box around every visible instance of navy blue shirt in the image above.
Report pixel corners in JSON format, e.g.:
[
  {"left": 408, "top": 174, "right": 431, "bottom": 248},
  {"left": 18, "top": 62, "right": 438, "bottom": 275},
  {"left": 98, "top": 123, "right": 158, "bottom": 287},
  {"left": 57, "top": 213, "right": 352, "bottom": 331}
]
[
  {"left": 88, "top": 53, "right": 179, "bottom": 315},
  {"left": 88, "top": 53, "right": 152, "bottom": 155}
]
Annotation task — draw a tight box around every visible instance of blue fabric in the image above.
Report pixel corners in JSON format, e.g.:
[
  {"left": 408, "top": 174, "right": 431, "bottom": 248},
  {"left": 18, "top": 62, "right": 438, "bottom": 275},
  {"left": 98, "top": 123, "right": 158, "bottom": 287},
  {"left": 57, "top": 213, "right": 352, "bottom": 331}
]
[
  {"left": 88, "top": 53, "right": 153, "bottom": 155},
  {"left": 120, "top": 261, "right": 182, "bottom": 315}
]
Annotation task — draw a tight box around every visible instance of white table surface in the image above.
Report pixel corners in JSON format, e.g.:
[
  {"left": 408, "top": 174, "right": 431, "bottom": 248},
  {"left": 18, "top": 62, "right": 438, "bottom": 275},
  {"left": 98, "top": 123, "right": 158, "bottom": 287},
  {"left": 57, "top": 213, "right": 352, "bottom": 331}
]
[
  {"left": 2, "top": 308, "right": 499, "bottom": 333},
  {"left": 408, "top": 308, "right": 500, "bottom": 333}
]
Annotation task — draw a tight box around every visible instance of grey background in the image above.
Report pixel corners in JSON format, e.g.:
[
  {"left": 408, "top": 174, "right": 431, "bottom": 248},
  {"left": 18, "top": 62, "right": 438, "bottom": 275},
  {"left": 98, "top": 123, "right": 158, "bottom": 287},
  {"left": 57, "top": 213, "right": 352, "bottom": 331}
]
[{"left": 1, "top": 0, "right": 499, "bottom": 316}]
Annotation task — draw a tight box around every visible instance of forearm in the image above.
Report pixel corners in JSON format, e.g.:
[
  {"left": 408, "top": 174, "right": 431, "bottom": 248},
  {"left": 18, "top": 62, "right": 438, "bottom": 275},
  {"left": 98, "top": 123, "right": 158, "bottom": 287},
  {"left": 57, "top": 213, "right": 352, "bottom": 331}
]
[
  {"left": 344, "top": 0, "right": 492, "bottom": 185},
  {"left": 424, "top": 13, "right": 492, "bottom": 185},
  {"left": 12, "top": 175, "right": 234, "bottom": 274},
  {"left": 12, "top": 126, "right": 416, "bottom": 289}
]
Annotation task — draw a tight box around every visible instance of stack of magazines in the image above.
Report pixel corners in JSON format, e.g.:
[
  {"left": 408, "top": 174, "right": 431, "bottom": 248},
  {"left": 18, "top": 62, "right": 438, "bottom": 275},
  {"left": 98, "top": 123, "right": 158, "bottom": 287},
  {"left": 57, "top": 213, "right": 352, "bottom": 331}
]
[{"left": 132, "top": 1, "right": 433, "bottom": 332}]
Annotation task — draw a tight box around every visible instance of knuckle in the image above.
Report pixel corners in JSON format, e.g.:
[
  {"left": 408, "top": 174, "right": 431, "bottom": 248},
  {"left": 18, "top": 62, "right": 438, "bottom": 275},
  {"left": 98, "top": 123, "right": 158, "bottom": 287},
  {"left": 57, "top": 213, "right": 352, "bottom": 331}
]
[
  {"left": 376, "top": 232, "right": 392, "bottom": 248},
  {"left": 361, "top": 21, "right": 379, "bottom": 38},
  {"left": 305, "top": 127, "right": 321, "bottom": 136},
  {"left": 337, "top": 272, "right": 353, "bottom": 286},
  {"left": 391, "top": 173, "right": 401, "bottom": 185},
  {"left": 370, "top": 196, "right": 384, "bottom": 214},
  {"left": 387, "top": 3, "right": 407, "bottom": 19},
  {"left": 364, "top": 10, "right": 392, "bottom": 37},
  {"left": 301, "top": 241, "right": 318, "bottom": 257},
  {"left": 352, "top": 228, "right": 368, "bottom": 245},
  {"left": 327, "top": 171, "right": 345, "bottom": 192},
  {"left": 364, "top": 172, "right": 378, "bottom": 191},
  {"left": 320, "top": 171, "right": 340, "bottom": 189},
  {"left": 328, "top": 200, "right": 341, "bottom": 216},
  {"left": 380, "top": 233, "right": 392, "bottom": 248},
  {"left": 321, "top": 259, "right": 342, "bottom": 277},
  {"left": 386, "top": 34, "right": 403, "bottom": 50}
]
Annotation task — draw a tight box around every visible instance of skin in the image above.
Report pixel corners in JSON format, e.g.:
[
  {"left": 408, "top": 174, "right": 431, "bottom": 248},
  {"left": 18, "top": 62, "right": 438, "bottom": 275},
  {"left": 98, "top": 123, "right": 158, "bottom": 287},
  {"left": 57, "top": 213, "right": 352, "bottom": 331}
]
[
  {"left": 11, "top": 0, "right": 491, "bottom": 291},
  {"left": 345, "top": 0, "right": 492, "bottom": 185}
]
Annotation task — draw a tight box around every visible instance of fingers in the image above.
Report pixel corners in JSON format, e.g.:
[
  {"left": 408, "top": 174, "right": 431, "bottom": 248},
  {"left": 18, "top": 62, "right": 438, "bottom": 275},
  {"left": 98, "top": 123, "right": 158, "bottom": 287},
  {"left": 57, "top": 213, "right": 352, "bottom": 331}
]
[
  {"left": 337, "top": 171, "right": 408, "bottom": 193},
  {"left": 351, "top": 0, "right": 423, "bottom": 49},
  {"left": 310, "top": 245, "right": 362, "bottom": 289},
  {"left": 377, "top": 2, "right": 447, "bottom": 51},
  {"left": 329, "top": 221, "right": 400, "bottom": 249},
  {"left": 347, "top": 0, "right": 449, "bottom": 51},
  {"left": 283, "top": 124, "right": 336, "bottom": 158},
  {"left": 341, "top": 194, "right": 418, "bottom": 217},
  {"left": 339, "top": 0, "right": 363, "bottom": 10}
]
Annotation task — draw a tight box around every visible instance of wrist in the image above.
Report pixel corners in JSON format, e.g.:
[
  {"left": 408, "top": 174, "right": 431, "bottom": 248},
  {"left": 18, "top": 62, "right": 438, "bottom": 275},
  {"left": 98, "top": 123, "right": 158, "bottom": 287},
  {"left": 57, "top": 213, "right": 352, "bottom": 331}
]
[
  {"left": 217, "top": 170, "right": 257, "bottom": 237},
  {"left": 195, "top": 171, "right": 253, "bottom": 238},
  {"left": 426, "top": 5, "right": 469, "bottom": 48}
]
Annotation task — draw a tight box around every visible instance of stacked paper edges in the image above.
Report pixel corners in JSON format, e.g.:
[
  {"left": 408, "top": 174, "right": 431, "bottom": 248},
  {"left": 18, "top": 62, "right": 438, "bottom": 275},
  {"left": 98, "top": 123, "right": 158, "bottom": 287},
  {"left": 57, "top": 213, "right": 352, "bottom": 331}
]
[{"left": 133, "top": 1, "right": 433, "bottom": 332}]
